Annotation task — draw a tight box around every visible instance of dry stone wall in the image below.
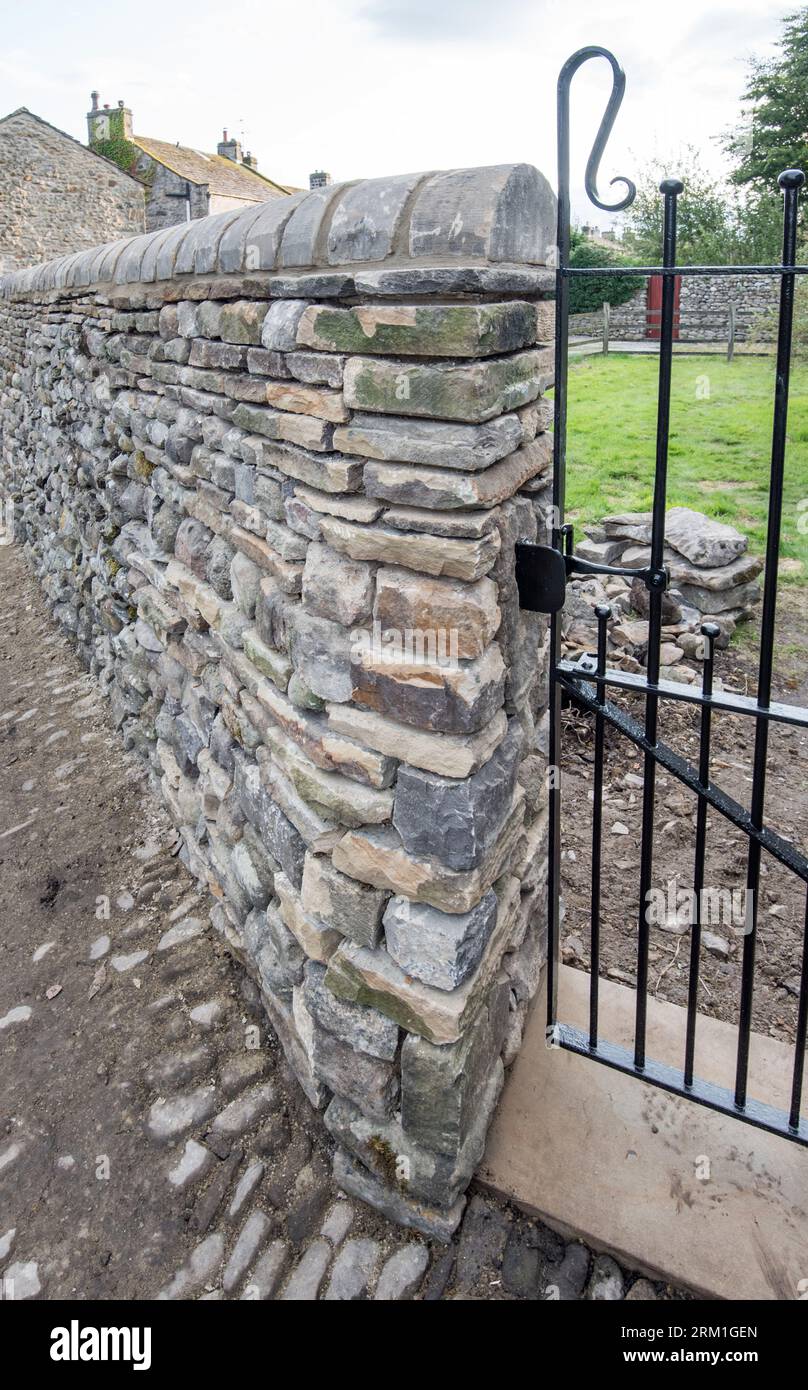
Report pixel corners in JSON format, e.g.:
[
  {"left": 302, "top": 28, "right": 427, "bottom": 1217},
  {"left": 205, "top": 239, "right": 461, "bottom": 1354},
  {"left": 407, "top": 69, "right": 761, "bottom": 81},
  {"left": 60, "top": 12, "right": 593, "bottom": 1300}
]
[
  {"left": 0, "top": 164, "right": 555, "bottom": 1240},
  {"left": 571, "top": 272, "right": 779, "bottom": 343}
]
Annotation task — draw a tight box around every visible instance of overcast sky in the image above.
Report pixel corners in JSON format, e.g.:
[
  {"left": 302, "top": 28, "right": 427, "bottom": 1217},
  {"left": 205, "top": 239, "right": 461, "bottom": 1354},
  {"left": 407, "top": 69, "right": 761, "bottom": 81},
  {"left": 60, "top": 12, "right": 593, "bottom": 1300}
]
[{"left": 1, "top": 0, "right": 790, "bottom": 225}]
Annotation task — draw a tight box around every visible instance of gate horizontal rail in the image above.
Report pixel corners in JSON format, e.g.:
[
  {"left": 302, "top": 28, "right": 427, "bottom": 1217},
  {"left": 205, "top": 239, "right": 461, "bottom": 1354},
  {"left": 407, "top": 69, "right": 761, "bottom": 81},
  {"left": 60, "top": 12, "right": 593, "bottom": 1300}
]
[
  {"left": 562, "top": 664, "right": 808, "bottom": 885},
  {"left": 540, "top": 45, "right": 808, "bottom": 1147},
  {"left": 564, "top": 263, "right": 808, "bottom": 277},
  {"left": 557, "top": 658, "right": 808, "bottom": 730}
]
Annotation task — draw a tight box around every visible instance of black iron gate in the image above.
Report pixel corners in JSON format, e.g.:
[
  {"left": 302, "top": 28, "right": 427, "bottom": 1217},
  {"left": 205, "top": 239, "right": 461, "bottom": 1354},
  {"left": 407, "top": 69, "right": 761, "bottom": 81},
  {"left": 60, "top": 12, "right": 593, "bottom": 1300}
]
[{"left": 517, "top": 47, "right": 808, "bottom": 1144}]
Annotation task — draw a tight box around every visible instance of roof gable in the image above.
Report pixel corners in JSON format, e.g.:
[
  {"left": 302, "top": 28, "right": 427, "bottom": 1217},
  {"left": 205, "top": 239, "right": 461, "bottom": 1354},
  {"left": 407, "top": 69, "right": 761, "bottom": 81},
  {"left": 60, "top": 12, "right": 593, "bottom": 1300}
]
[
  {"left": 0, "top": 107, "right": 144, "bottom": 187},
  {"left": 132, "top": 135, "right": 292, "bottom": 201}
]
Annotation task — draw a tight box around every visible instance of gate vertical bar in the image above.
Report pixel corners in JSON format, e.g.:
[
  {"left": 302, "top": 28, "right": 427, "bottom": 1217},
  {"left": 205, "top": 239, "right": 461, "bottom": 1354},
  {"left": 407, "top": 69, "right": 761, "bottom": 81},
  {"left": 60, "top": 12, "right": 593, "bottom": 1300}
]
[
  {"left": 634, "top": 177, "right": 682, "bottom": 1069},
  {"left": 735, "top": 168, "right": 805, "bottom": 1106},
  {"left": 790, "top": 892, "right": 808, "bottom": 1128},
  {"left": 589, "top": 605, "right": 610, "bottom": 1046},
  {"left": 549, "top": 48, "right": 636, "bottom": 1038},
  {"left": 547, "top": 64, "right": 571, "bottom": 1038},
  {"left": 684, "top": 623, "right": 720, "bottom": 1087}
]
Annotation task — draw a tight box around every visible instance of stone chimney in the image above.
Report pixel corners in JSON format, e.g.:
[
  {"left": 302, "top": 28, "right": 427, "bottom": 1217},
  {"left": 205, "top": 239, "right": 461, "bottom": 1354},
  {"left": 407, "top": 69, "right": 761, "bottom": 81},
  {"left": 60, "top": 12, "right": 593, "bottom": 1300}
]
[
  {"left": 242, "top": 151, "right": 258, "bottom": 169},
  {"left": 309, "top": 170, "right": 332, "bottom": 189},
  {"left": 87, "top": 94, "right": 133, "bottom": 147},
  {"left": 217, "top": 129, "right": 243, "bottom": 163}
]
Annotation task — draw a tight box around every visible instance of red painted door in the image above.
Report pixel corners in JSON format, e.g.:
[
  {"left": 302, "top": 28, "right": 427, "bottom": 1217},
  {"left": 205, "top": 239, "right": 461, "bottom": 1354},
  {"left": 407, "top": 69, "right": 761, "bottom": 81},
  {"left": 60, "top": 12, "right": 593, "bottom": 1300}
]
[{"left": 646, "top": 274, "right": 681, "bottom": 339}]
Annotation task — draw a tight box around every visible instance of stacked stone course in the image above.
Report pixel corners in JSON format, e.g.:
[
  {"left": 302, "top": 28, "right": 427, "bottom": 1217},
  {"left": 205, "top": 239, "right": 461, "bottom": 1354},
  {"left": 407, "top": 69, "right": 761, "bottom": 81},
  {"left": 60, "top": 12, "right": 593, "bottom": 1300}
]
[{"left": 0, "top": 164, "right": 555, "bottom": 1239}]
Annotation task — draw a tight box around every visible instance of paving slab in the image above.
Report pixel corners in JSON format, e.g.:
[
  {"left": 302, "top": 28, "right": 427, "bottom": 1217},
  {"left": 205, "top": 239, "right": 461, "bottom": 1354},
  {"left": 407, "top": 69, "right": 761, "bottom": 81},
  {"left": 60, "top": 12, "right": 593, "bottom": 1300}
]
[{"left": 480, "top": 964, "right": 808, "bottom": 1300}]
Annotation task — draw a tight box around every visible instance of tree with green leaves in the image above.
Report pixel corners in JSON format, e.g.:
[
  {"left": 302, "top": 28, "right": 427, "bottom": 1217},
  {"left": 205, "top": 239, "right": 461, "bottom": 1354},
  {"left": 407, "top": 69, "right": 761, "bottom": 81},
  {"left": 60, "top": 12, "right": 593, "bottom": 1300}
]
[
  {"left": 567, "top": 228, "right": 644, "bottom": 313},
  {"left": 622, "top": 150, "right": 782, "bottom": 266},
  {"left": 724, "top": 7, "right": 808, "bottom": 191},
  {"left": 724, "top": 8, "right": 808, "bottom": 346}
]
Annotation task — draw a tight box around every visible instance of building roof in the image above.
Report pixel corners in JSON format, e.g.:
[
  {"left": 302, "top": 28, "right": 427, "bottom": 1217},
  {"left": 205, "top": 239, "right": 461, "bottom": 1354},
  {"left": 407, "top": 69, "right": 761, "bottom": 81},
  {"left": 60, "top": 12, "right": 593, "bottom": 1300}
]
[
  {"left": 132, "top": 135, "right": 293, "bottom": 200},
  {"left": 0, "top": 107, "right": 144, "bottom": 186}
]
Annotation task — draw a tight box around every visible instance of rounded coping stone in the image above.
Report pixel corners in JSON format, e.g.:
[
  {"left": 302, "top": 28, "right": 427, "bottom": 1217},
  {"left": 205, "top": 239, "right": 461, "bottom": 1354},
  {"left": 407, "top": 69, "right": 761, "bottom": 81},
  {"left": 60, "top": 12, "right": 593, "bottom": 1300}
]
[
  {"left": 155, "top": 221, "right": 195, "bottom": 283},
  {"left": 326, "top": 170, "right": 430, "bottom": 265},
  {"left": 113, "top": 231, "right": 159, "bottom": 285},
  {"left": 34, "top": 259, "right": 59, "bottom": 291},
  {"left": 71, "top": 247, "right": 102, "bottom": 287},
  {"left": 140, "top": 225, "right": 182, "bottom": 283},
  {"left": 220, "top": 192, "right": 306, "bottom": 274},
  {"left": 86, "top": 239, "right": 123, "bottom": 285},
  {"left": 277, "top": 180, "right": 349, "bottom": 270},
  {"left": 0, "top": 163, "right": 557, "bottom": 296},
  {"left": 95, "top": 238, "right": 131, "bottom": 285},
  {"left": 174, "top": 208, "right": 241, "bottom": 277},
  {"left": 53, "top": 249, "right": 85, "bottom": 289}
]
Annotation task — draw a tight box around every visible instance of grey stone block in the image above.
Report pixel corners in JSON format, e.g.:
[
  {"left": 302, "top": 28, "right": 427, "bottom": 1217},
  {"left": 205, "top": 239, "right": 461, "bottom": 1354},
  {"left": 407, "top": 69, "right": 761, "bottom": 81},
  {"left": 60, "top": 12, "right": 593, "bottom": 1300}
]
[
  {"left": 382, "top": 892, "right": 497, "bottom": 991},
  {"left": 327, "top": 1061, "right": 503, "bottom": 1208},
  {"left": 409, "top": 163, "right": 556, "bottom": 264},
  {"left": 302, "top": 960, "right": 399, "bottom": 1061},
  {"left": 393, "top": 719, "right": 523, "bottom": 870},
  {"left": 301, "top": 852, "right": 388, "bottom": 948},
  {"left": 333, "top": 1148, "right": 465, "bottom": 1244},
  {"left": 333, "top": 411, "right": 523, "bottom": 472},
  {"left": 400, "top": 975, "right": 509, "bottom": 1155},
  {"left": 301, "top": 542, "right": 374, "bottom": 626},
  {"left": 261, "top": 300, "right": 311, "bottom": 352},
  {"left": 289, "top": 608, "right": 354, "bottom": 703},
  {"left": 310, "top": 1017, "right": 399, "bottom": 1120},
  {"left": 326, "top": 172, "right": 427, "bottom": 264}
]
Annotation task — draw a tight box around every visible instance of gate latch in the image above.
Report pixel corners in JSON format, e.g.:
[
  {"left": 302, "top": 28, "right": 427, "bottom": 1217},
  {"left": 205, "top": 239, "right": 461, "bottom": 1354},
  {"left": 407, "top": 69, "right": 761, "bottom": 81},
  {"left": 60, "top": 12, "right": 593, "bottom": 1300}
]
[{"left": 515, "top": 537, "right": 668, "bottom": 615}]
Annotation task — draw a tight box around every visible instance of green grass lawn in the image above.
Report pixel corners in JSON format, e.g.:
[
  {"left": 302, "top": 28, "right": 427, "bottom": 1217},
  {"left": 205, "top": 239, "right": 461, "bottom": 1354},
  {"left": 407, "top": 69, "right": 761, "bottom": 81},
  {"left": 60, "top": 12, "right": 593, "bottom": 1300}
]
[{"left": 562, "top": 354, "right": 808, "bottom": 582}]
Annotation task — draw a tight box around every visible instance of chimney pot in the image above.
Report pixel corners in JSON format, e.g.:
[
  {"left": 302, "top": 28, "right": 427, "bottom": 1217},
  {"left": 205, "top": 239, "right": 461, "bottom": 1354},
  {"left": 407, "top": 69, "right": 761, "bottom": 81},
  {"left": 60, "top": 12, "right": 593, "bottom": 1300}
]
[{"left": 217, "top": 130, "right": 242, "bottom": 163}]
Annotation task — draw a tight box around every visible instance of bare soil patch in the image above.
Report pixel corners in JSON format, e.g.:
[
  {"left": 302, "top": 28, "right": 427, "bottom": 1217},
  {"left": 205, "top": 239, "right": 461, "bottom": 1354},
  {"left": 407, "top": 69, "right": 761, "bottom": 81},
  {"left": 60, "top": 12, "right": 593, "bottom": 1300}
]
[{"left": 560, "top": 589, "right": 808, "bottom": 1050}]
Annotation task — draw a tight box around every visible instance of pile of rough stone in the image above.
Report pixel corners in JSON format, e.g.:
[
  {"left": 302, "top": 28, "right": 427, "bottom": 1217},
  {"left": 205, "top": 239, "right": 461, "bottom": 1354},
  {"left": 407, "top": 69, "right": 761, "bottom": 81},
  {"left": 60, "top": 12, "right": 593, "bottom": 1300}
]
[{"left": 562, "top": 507, "right": 762, "bottom": 683}]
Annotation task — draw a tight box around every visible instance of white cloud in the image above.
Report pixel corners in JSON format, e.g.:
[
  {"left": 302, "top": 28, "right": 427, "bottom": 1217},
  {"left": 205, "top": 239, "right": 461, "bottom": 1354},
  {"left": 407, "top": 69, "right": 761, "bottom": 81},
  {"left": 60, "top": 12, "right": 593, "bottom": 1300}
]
[{"left": 0, "top": 0, "right": 792, "bottom": 225}]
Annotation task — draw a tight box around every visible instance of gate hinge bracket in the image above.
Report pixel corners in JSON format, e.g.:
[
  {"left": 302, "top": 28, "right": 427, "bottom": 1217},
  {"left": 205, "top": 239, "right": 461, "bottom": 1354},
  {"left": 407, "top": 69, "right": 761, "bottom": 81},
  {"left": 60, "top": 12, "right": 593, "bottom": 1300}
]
[{"left": 515, "top": 541, "right": 668, "bottom": 614}]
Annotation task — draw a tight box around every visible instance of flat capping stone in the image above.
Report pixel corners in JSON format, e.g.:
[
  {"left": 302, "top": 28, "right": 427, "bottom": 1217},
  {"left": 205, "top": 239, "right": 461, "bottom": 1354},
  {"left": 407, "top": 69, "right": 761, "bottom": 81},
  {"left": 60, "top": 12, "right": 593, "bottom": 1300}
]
[
  {"left": 1, "top": 262, "right": 556, "bottom": 312},
  {"left": 0, "top": 163, "right": 556, "bottom": 300}
]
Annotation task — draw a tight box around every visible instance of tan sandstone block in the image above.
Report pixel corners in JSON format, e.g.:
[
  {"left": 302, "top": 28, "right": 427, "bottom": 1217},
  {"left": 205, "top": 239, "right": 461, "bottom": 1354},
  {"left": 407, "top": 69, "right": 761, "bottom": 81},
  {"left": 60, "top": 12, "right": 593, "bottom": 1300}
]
[
  {"left": 318, "top": 516, "right": 500, "bottom": 582},
  {"left": 325, "top": 705, "right": 507, "bottom": 779},
  {"left": 330, "top": 788, "right": 524, "bottom": 914},
  {"left": 374, "top": 566, "right": 500, "bottom": 660}
]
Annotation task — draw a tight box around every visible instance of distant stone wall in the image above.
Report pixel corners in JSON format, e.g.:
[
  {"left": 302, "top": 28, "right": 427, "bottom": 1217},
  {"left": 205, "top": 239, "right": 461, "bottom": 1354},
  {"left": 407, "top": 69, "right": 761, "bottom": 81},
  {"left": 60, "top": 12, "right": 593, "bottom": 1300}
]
[
  {"left": 0, "top": 110, "right": 145, "bottom": 274},
  {"left": 0, "top": 164, "right": 555, "bottom": 1240},
  {"left": 679, "top": 272, "right": 777, "bottom": 342},
  {"left": 571, "top": 272, "right": 778, "bottom": 343}
]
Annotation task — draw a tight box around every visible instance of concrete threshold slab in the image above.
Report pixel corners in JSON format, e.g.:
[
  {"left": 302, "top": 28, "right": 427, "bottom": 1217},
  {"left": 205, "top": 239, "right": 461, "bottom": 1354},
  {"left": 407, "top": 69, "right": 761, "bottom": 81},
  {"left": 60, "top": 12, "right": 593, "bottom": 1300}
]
[{"left": 479, "top": 964, "right": 808, "bottom": 1300}]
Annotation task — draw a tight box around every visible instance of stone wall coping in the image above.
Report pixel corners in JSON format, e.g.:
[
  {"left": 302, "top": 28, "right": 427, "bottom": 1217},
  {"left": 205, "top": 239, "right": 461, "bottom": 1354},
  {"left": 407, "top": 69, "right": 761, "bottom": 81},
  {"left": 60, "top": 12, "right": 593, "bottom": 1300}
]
[{"left": 1, "top": 163, "right": 556, "bottom": 300}]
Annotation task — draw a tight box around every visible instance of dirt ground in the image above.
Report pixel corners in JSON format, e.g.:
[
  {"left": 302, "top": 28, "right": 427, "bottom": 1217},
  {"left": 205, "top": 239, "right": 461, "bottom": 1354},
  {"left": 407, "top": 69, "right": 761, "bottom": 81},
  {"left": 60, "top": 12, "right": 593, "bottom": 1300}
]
[
  {"left": 0, "top": 544, "right": 430, "bottom": 1299},
  {"left": 560, "top": 588, "right": 808, "bottom": 1058}
]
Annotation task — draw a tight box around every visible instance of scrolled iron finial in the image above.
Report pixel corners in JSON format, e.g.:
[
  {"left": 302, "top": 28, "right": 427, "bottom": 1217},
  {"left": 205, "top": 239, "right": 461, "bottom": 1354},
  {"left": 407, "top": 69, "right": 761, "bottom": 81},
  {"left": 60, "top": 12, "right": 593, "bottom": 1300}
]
[{"left": 558, "top": 46, "right": 637, "bottom": 214}]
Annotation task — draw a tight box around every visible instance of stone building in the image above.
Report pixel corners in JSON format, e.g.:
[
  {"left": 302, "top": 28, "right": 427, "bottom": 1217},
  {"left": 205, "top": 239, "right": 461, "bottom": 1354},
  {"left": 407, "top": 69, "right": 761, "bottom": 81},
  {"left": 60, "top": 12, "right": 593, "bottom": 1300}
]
[
  {"left": 87, "top": 96, "right": 296, "bottom": 232},
  {"left": 0, "top": 108, "right": 145, "bottom": 274}
]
